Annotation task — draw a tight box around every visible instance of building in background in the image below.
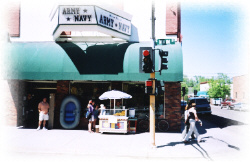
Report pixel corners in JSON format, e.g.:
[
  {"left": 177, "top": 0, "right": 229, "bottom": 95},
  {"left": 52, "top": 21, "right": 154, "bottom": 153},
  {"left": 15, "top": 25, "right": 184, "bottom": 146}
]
[{"left": 233, "top": 75, "right": 248, "bottom": 103}]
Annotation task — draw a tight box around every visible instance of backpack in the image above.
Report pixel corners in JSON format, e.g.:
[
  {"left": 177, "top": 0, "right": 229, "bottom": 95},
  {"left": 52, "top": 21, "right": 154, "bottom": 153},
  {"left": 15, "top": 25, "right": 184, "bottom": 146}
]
[{"left": 85, "top": 110, "right": 92, "bottom": 119}]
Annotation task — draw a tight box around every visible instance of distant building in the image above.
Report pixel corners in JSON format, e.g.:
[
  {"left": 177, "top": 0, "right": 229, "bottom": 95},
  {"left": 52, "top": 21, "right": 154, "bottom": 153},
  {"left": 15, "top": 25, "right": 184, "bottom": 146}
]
[
  {"left": 200, "top": 82, "right": 209, "bottom": 92},
  {"left": 233, "top": 75, "right": 249, "bottom": 103}
]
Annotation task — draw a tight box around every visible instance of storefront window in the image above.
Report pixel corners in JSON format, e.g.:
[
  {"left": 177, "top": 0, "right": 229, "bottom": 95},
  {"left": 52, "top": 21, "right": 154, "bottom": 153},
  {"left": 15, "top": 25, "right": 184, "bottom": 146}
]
[
  {"left": 69, "top": 82, "right": 165, "bottom": 119},
  {"left": 123, "top": 82, "right": 164, "bottom": 119},
  {"left": 70, "top": 82, "right": 111, "bottom": 109}
]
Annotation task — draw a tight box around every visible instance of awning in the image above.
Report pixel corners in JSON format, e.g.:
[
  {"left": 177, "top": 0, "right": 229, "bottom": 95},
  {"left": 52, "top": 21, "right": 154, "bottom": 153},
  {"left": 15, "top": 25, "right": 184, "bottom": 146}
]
[{"left": 1, "top": 42, "right": 183, "bottom": 82}]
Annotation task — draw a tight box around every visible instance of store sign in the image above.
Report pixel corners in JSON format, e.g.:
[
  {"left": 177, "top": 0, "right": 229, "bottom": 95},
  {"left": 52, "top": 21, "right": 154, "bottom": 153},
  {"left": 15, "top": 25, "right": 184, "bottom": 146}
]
[
  {"left": 95, "top": 7, "right": 131, "bottom": 36},
  {"left": 59, "top": 6, "right": 97, "bottom": 24},
  {"left": 56, "top": 5, "right": 131, "bottom": 36}
]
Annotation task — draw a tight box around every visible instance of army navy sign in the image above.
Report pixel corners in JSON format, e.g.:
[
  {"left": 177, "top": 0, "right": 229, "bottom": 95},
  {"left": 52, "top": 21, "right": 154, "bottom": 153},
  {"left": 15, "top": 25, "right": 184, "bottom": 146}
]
[
  {"left": 56, "top": 5, "right": 131, "bottom": 36},
  {"left": 59, "top": 6, "right": 97, "bottom": 24},
  {"left": 95, "top": 7, "right": 131, "bottom": 36}
]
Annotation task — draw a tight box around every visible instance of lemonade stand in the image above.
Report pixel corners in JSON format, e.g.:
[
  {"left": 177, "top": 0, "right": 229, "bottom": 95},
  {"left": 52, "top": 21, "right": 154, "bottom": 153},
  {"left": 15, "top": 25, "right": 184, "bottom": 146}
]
[
  {"left": 99, "top": 109, "right": 128, "bottom": 133},
  {"left": 98, "top": 90, "right": 132, "bottom": 134}
]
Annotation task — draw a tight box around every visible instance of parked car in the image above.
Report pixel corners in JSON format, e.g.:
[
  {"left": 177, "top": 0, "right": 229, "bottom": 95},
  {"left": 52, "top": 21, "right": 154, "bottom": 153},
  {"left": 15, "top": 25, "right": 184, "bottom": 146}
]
[
  {"left": 188, "top": 97, "right": 212, "bottom": 115},
  {"left": 233, "top": 103, "right": 248, "bottom": 111},
  {"left": 211, "top": 98, "right": 222, "bottom": 106},
  {"left": 221, "top": 99, "right": 236, "bottom": 110}
]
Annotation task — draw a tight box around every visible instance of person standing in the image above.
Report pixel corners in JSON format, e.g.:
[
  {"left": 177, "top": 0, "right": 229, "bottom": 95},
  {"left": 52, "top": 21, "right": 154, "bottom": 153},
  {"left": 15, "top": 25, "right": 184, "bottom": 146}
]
[
  {"left": 100, "top": 104, "right": 106, "bottom": 115},
  {"left": 37, "top": 97, "right": 49, "bottom": 131},
  {"left": 93, "top": 104, "right": 99, "bottom": 132},
  {"left": 87, "top": 100, "right": 94, "bottom": 133},
  {"left": 184, "top": 103, "right": 202, "bottom": 143}
]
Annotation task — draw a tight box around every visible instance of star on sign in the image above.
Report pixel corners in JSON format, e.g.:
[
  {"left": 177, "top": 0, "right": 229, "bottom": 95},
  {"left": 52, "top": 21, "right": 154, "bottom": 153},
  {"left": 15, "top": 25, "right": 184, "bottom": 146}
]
[
  {"left": 83, "top": 9, "right": 88, "bottom": 13},
  {"left": 66, "top": 17, "right": 71, "bottom": 21}
]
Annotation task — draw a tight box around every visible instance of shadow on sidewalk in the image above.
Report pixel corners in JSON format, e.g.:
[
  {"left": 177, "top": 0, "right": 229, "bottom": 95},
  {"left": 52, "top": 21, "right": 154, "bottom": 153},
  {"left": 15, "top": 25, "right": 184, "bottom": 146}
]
[
  {"left": 157, "top": 136, "right": 240, "bottom": 161},
  {"left": 157, "top": 140, "right": 213, "bottom": 160},
  {"left": 180, "top": 114, "right": 246, "bottom": 137},
  {"left": 202, "top": 136, "right": 240, "bottom": 151},
  {"left": 199, "top": 114, "right": 245, "bottom": 129},
  {"left": 193, "top": 114, "right": 246, "bottom": 135}
]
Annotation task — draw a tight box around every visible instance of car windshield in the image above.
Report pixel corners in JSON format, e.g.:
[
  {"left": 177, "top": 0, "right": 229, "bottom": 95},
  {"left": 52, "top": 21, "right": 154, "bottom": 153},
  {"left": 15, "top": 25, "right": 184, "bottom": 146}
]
[{"left": 192, "top": 99, "right": 209, "bottom": 105}]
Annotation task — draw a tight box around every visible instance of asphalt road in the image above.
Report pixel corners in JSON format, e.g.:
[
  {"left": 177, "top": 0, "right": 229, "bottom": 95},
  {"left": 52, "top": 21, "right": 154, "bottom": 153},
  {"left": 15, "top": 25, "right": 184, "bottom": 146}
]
[{"left": 198, "top": 105, "right": 249, "bottom": 129}]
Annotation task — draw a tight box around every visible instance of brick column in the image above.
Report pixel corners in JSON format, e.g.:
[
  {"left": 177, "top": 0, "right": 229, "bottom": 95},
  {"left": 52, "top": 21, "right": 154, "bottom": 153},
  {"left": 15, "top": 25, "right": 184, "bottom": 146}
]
[
  {"left": 54, "top": 81, "right": 70, "bottom": 128},
  {"left": 164, "top": 82, "right": 181, "bottom": 131},
  {"left": 2, "top": 80, "right": 26, "bottom": 126}
]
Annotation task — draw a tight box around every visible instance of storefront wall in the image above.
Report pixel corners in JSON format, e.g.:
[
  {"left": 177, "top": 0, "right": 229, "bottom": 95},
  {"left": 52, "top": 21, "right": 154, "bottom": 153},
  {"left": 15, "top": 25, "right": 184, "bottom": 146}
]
[
  {"left": 165, "top": 82, "right": 181, "bottom": 131},
  {"left": 7, "top": 80, "right": 180, "bottom": 131}
]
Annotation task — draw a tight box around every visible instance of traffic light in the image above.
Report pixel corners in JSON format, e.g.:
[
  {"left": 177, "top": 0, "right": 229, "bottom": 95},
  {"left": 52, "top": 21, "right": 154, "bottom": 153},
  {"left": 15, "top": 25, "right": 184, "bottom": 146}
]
[
  {"left": 159, "top": 50, "right": 168, "bottom": 74},
  {"left": 156, "top": 80, "right": 165, "bottom": 95},
  {"left": 145, "top": 80, "right": 153, "bottom": 94},
  {"left": 139, "top": 47, "right": 154, "bottom": 73},
  {"left": 194, "top": 90, "right": 197, "bottom": 96},
  {"left": 182, "top": 87, "right": 186, "bottom": 97}
]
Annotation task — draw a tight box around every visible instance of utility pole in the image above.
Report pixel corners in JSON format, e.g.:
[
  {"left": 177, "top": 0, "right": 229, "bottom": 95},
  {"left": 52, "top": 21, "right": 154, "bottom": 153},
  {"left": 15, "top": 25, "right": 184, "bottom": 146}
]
[{"left": 150, "top": 0, "right": 156, "bottom": 147}]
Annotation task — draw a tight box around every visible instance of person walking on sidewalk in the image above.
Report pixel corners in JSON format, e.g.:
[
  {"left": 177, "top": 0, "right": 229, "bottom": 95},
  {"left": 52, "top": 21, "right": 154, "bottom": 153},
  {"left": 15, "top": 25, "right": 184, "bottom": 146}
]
[
  {"left": 87, "top": 100, "right": 94, "bottom": 133},
  {"left": 184, "top": 103, "right": 202, "bottom": 143},
  {"left": 181, "top": 103, "right": 195, "bottom": 140},
  {"left": 37, "top": 97, "right": 49, "bottom": 131}
]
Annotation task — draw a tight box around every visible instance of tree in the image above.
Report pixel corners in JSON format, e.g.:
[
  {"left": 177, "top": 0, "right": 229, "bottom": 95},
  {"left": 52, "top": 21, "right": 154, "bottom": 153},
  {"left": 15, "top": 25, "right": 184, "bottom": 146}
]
[
  {"left": 208, "top": 78, "right": 231, "bottom": 99},
  {"left": 217, "top": 73, "right": 232, "bottom": 84}
]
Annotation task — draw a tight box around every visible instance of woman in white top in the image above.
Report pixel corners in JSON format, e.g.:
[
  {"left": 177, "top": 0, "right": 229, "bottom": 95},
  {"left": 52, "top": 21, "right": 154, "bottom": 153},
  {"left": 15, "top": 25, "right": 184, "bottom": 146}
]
[
  {"left": 181, "top": 103, "right": 195, "bottom": 140},
  {"left": 184, "top": 103, "right": 202, "bottom": 143}
]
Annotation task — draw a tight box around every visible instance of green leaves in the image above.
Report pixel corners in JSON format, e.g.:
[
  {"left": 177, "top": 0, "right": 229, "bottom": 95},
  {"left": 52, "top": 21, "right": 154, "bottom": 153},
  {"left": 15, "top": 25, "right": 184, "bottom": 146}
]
[
  {"left": 208, "top": 79, "right": 231, "bottom": 99},
  {"left": 182, "top": 73, "right": 231, "bottom": 99}
]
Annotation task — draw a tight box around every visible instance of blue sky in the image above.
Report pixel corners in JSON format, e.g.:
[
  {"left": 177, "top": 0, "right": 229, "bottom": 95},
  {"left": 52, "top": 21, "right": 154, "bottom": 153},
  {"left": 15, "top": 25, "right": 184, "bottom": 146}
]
[{"left": 181, "top": 2, "right": 248, "bottom": 78}]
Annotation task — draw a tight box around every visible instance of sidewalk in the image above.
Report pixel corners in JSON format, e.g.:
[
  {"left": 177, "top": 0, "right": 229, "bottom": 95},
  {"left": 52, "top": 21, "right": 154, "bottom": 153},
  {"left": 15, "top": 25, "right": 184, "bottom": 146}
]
[{"left": 1, "top": 123, "right": 250, "bottom": 162}]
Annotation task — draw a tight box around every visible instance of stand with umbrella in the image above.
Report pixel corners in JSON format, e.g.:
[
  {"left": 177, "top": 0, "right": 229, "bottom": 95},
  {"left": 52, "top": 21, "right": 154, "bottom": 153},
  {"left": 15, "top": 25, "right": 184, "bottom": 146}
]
[
  {"left": 98, "top": 90, "right": 132, "bottom": 134},
  {"left": 99, "top": 90, "right": 132, "bottom": 114}
]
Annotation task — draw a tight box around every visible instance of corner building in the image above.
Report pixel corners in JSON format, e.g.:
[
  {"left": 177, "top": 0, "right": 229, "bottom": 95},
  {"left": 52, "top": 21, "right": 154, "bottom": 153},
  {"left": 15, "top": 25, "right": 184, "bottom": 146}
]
[{"left": 2, "top": 0, "right": 183, "bottom": 131}]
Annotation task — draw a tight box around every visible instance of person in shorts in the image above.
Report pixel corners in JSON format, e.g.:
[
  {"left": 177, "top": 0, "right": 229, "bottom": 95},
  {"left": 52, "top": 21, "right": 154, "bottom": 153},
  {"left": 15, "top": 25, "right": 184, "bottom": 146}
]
[{"left": 37, "top": 97, "right": 49, "bottom": 130}]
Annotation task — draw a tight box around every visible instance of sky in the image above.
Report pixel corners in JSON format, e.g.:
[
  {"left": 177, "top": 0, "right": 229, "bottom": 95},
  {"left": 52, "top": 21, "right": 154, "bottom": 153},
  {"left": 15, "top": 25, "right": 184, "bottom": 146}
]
[{"left": 180, "top": 1, "right": 249, "bottom": 79}]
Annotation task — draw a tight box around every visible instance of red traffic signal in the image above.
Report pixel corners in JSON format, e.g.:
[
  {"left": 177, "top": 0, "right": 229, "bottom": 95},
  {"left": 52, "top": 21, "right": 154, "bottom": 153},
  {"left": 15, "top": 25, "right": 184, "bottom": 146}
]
[
  {"left": 145, "top": 80, "right": 153, "bottom": 94},
  {"left": 145, "top": 80, "right": 153, "bottom": 87},
  {"left": 139, "top": 47, "right": 154, "bottom": 73},
  {"left": 143, "top": 50, "right": 150, "bottom": 56}
]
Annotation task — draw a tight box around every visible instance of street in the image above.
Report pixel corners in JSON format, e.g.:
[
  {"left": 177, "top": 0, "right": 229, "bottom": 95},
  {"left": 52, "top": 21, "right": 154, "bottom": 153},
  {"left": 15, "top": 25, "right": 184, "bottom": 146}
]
[{"left": 1, "top": 105, "right": 250, "bottom": 162}]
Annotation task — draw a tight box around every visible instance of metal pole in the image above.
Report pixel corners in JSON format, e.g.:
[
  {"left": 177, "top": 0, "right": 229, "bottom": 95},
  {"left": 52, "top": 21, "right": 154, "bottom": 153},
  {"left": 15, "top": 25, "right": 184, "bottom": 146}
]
[
  {"left": 150, "top": 73, "right": 156, "bottom": 147},
  {"left": 150, "top": 0, "right": 156, "bottom": 147}
]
